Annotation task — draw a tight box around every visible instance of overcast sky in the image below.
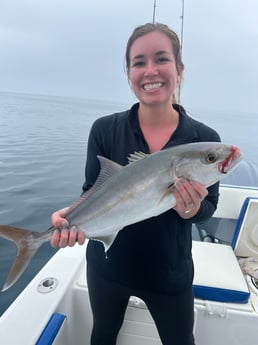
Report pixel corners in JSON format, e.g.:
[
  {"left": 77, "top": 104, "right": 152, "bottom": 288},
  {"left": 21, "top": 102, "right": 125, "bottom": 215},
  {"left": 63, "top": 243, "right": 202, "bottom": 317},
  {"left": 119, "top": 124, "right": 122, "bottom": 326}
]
[{"left": 0, "top": 0, "right": 257, "bottom": 113}]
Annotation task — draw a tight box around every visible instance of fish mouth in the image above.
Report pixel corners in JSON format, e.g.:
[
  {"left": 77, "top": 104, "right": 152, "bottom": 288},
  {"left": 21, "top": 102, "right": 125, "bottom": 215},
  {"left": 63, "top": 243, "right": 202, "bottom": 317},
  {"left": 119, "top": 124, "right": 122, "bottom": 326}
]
[
  {"left": 142, "top": 82, "right": 164, "bottom": 91},
  {"left": 219, "top": 146, "right": 242, "bottom": 174}
]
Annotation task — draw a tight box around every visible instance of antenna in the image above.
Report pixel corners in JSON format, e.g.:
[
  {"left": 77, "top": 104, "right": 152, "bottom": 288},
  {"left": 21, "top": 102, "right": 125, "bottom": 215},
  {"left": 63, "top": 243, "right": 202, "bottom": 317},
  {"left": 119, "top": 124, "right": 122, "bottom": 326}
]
[
  {"left": 178, "top": 0, "right": 185, "bottom": 103},
  {"left": 152, "top": 0, "right": 157, "bottom": 23},
  {"left": 180, "top": 0, "right": 185, "bottom": 54}
]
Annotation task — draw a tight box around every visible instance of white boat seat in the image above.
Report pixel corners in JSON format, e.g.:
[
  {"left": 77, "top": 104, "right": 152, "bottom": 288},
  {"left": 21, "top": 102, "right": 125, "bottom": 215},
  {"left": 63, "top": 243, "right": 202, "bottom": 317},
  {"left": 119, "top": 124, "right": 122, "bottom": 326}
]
[
  {"left": 191, "top": 197, "right": 258, "bottom": 304},
  {"left": 35, "top": 313, "right": 66, "bottom": 345},
  {"left": 192, "top": 241, "right": 250, "bottom": 303}
]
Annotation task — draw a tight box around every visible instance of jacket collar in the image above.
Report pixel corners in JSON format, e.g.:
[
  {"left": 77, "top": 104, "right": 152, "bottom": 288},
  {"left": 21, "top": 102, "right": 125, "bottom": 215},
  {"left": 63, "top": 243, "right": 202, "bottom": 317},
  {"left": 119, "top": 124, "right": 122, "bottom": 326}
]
[{"left": 128, "top": 102, "right": 199, "bottom": 146}]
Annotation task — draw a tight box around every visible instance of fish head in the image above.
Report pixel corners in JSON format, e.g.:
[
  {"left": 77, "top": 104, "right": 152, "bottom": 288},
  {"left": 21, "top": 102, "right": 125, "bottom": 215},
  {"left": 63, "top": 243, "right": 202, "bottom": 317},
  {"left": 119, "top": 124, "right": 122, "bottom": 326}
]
[{"left": 172, "top": 142, "right": 243, "bottom": 187}]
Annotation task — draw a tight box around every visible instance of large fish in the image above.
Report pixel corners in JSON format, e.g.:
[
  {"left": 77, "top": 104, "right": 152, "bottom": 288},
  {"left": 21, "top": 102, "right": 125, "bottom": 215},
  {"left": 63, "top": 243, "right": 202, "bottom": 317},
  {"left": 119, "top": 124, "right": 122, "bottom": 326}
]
[{"left": 0, "top": 142, "right": 242, "bottom": 291}]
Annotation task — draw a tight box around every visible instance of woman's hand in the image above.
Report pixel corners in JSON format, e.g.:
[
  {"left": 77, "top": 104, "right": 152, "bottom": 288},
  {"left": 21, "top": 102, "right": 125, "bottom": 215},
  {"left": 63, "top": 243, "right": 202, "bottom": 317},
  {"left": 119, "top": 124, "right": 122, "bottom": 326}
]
[
  {"left": 50, "top": 207, "right": 86, "bottom": 248},
  {"left": 173, "top": 178, "right": 208, "bottom": 219}
]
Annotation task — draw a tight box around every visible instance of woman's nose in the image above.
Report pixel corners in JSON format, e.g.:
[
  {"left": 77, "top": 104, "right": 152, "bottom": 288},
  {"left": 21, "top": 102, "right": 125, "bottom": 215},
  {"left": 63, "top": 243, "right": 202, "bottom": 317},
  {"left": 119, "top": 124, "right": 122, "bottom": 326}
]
[{"left": 144, "top": 61, "right": 158, "bottom": 76}]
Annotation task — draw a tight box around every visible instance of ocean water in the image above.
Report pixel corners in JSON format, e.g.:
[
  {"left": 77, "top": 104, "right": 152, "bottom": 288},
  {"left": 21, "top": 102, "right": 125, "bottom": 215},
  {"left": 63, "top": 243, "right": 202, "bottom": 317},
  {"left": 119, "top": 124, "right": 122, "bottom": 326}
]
[
  {"left": 0, "top": 91, "right": 257, "bottom": 315},
  {"left": 0, "top": 92, "right": 127, "bottom": 315}
]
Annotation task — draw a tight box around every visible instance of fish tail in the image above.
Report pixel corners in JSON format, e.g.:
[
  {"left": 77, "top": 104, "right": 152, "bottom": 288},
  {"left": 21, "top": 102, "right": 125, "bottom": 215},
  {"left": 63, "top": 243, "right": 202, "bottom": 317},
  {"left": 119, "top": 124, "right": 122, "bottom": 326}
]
[{"left": 0, "top": 225, "right": 50, "bottom": 291}]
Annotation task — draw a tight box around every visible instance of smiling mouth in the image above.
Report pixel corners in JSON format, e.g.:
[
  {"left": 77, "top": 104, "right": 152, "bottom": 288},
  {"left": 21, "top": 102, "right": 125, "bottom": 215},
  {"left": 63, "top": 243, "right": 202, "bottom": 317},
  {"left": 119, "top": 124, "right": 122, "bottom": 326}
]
[{"left": 143, "top": 82, "right": 164, "bottom": 91}]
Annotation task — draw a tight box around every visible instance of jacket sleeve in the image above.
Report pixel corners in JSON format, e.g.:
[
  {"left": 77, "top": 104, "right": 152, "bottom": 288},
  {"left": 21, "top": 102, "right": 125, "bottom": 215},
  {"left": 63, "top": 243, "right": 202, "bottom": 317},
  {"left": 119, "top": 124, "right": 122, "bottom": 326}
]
[
  {"left": 82, "top": 118, "right": 107, "bottom": 193},
  {"left": 187, "top": 181, "right": 220, "bottom": 223}
]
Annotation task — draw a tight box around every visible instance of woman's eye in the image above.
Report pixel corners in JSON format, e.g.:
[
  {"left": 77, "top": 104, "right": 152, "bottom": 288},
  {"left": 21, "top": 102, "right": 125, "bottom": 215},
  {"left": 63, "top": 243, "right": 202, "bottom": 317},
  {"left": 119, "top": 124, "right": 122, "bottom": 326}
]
[
  {"left": 132, "top": 61, "right": 144, "bottom": 67},
  {"left": 157, "top": 57, "right": 169, "bottom": 63}
]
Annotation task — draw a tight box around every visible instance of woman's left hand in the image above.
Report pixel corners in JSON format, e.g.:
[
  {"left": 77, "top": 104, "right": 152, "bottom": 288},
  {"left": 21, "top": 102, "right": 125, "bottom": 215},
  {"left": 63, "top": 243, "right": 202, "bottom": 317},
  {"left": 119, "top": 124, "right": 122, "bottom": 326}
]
[{"left": 173, "top": 178, "right": 208, "bottom": 219}]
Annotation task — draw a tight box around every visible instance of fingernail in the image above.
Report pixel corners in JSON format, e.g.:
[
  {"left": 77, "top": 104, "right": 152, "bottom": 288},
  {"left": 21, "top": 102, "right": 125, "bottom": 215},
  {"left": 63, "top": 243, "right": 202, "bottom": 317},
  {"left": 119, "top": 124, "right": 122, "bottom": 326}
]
[
  {"left": 61, "top": 220, "right": 69, "bottom": 229},
  {"left": 175, "top": 178, "right": 186, "bottom": 187}
]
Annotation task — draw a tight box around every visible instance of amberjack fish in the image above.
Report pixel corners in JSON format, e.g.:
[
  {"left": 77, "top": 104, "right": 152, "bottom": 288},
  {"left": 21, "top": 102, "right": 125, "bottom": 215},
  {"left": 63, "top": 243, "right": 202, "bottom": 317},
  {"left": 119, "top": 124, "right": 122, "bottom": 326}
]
[{"left": 0, "top": 142, "right": 242, "bottom": 291}]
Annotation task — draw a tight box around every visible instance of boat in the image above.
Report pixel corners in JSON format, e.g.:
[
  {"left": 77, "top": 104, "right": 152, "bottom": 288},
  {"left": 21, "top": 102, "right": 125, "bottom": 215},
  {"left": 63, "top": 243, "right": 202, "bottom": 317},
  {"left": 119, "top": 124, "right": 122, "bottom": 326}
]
[{"left": 0, "top": 183, "right": 258, "bottom": 345}]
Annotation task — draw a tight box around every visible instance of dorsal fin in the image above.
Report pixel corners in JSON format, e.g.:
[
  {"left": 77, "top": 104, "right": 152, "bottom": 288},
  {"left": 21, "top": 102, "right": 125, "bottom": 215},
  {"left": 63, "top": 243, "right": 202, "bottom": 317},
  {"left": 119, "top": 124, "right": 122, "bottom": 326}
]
[
  {"left": 66, "top": 156, "right": 123, "bottom": 214},
  {"left": 128, "top": 151, "right": 149, "bottom": 164},
  {"left": 97, "top": 156, "right": 123, "bottom": 182}
]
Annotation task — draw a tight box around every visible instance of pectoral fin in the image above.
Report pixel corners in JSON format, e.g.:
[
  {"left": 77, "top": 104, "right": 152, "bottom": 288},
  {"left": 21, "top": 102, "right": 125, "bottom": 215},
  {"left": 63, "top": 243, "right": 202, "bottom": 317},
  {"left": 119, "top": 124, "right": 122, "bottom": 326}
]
[{"left": 159, "top": 182, "right": 176, "bottom": 205}]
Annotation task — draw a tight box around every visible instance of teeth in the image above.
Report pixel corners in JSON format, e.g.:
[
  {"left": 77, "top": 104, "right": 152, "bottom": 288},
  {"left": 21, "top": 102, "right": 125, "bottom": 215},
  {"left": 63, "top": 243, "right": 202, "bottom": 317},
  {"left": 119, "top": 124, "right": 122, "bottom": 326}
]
[{"left": 143, "top": 83, "right": 163, "bottom": 90}]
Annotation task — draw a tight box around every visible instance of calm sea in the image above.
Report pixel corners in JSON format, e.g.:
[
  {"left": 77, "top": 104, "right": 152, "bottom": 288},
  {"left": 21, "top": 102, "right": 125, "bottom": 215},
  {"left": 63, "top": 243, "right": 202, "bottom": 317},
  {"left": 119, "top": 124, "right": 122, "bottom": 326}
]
[{"left": 0, "top": 91, "right": 257, "bottom": 315}]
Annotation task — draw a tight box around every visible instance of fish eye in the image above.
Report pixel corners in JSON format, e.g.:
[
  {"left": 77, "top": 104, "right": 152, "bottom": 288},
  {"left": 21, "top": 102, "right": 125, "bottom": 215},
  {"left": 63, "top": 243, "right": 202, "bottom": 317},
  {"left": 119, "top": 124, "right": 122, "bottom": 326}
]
[{"left": 205, "top": 152, "right": 218, "bottom": 164}]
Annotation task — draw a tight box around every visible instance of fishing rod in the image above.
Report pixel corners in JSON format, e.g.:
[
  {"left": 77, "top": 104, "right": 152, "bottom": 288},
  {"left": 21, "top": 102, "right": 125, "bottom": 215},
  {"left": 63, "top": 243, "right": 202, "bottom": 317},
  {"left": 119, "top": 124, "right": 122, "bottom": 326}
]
[
  {"left": 152, "top": 0, "right": 185, "bottom": 50},
  {"left": 152, "top": 0, "right": 157, "bottom": 23},
  {"left": 178, "top": 0, "right": 185, "bottom": 103},
  {"left": 152, "top": 0, "right": 185, "bottom": 103},
  {"left": 180, "top": 0, "right": 185, "bottom": 52}
]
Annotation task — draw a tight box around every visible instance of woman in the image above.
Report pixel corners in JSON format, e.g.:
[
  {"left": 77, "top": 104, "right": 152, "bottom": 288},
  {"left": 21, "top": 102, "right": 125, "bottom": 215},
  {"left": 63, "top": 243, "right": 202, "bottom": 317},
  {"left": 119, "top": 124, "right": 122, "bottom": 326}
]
[{"left": 51, "top": 23, "right": 220, "bottom": 345}]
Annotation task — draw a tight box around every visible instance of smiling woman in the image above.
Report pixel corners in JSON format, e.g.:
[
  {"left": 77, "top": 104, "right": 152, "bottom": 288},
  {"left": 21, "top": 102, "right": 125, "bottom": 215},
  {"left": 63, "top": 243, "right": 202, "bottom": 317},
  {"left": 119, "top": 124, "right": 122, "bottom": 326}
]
[
  {"left": 124, "top": 23, "right": 185, "bottom": 153},
  {"left": 49, "top": 22, "right": 222, "bottom": 345}
]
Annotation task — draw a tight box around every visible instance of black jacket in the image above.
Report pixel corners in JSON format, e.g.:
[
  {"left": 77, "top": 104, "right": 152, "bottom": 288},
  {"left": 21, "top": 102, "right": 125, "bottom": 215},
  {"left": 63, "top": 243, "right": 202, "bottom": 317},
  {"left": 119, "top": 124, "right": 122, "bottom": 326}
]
[{"left": 84, "top": 103, "right": 221, "bottom": 294}]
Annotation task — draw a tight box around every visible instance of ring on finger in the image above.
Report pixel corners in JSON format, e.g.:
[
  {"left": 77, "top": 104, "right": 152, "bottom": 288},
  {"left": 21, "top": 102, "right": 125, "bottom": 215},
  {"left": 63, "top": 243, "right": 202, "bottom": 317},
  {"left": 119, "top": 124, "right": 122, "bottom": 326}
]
[{"left": 184, "top": 202, "right": 194, "bottom": 214}]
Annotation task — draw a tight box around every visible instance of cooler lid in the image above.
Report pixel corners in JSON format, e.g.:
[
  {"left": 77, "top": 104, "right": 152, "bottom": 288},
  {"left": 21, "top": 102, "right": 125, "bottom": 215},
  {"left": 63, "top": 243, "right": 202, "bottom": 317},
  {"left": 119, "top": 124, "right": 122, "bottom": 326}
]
[{"left": 232, "top": 198, "right": 258, "bottom": 257}]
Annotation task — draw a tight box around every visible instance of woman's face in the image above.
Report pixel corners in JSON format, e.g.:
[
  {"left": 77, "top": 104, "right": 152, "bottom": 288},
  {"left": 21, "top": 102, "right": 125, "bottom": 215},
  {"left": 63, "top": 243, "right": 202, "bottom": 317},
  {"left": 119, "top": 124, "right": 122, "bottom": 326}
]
[{"left": 128, "top": 31, "right": 180, "bottom": 107}]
